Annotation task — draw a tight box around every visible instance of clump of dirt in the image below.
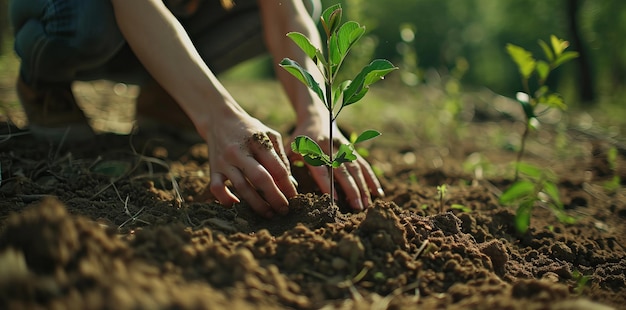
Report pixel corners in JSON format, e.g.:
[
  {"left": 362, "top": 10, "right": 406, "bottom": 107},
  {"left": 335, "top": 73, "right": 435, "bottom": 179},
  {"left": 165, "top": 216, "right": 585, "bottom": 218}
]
[
  {"left": 249, "top": 132, "right": 274, "bottom": 150},
  {"left": 1, "top": 122, "right": 625, "bottom": 309},
  {"left": 0, "top": 198, "right": 265, "bottom": 309}
]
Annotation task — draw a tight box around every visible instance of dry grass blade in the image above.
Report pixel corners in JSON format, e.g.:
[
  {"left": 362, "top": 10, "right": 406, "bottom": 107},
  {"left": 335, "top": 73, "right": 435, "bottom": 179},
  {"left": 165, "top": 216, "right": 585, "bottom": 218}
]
[
  {"left": 111, "top": 182, "right": 150, "bottom": 228},
  {"left": 0, "top": 122, "right": 30, "bottom": 144}
]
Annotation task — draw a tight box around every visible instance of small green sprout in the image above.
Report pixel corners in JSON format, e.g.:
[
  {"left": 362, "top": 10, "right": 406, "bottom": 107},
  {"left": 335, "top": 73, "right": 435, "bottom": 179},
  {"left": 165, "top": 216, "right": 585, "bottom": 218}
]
[
  {"left": 280, "top": 4, "right": 398, "bottom": 205},
  {"left": 437, "top": 184, "right": 447, "bottom": 213},
  {"left": 450, "top": 204, "right": 471, "bottom": 213},
  {"left": 603, "top": 146, "right": 621, "bottom": 193},
  {"left": 571, "top": 269, "right": 591, "bottom": 295},
  {"left": 506, "top": 35, "right": 579, "bottom": 180},
  {"left": 435, "top": 184, "right": 469, "bottom": 213},
  {"left": 499, "top": 162, "right": 576, "bottom": 234}
]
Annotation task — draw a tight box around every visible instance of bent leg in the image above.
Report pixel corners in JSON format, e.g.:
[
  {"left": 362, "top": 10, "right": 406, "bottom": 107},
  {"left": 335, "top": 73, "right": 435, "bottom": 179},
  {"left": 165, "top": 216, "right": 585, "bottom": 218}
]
[
  {"left": 182, "top": 0, "right": 321, "bottom": 74},
  {"left": 10, "top": 0, "right": 125, "bottom": 84}
]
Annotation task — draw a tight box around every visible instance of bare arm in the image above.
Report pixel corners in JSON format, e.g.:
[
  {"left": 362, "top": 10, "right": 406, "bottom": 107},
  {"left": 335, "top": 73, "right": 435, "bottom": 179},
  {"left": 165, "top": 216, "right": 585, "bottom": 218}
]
[
  {"left": 110, "top": 0, "right": 239, "bottom": 129},
  {"left": 110, "top": 0, "right": 297, "bottom": 217}
]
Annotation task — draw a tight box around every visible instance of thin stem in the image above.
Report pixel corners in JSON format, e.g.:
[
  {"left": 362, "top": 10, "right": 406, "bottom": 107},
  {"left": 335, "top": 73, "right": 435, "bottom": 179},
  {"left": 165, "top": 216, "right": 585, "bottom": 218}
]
[
  {"left": 515, "top": 123, "right": 529, "bottom": 181},
  {"left": 515, "top": 78, "right": 535, "bottom": 181},
  {"left": 327, "top": 84, "right": 334, "bottom": 205},
  {"left": 326, "top": 36, "right": 335, "bottom": 206}
]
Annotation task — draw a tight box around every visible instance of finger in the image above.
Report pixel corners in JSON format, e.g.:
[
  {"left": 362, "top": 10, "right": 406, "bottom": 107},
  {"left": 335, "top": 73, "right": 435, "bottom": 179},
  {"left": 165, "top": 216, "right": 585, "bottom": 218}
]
[
  {"left": 233, "top": 153, "right": 290, "bottom": 215},
  {"left": 209, "top": 172, "right": 240, "bottom": 206},
  {"left": 262, "top": 133, "right": 298, "bottom": 197},
  {"left": 345, "top": 161, "right": 373, "bottom": 209},
  {"left": 268, "top": 132, "right": 292, "bottom": 173},
  {"left": 308, "top": 164, "right": 334, "bottom": 198},
  {"left": 357, "top": 157, "right": 385, "bottom": 197},
  {"left": 334, "top": 164, "right": 364, "bottom": 211},
  {"left": 224, "top": 166, "right": 277, "bottom": 218}
]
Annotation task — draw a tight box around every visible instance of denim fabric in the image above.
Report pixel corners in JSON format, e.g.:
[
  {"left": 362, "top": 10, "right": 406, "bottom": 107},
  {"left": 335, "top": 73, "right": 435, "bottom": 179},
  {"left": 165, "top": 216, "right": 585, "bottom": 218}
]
[
  {"left": 10, "top": 0, "right": 125, "bottom": 85},
  {"left": 10, "top": 0, "right": 321, "bottom": 85}
]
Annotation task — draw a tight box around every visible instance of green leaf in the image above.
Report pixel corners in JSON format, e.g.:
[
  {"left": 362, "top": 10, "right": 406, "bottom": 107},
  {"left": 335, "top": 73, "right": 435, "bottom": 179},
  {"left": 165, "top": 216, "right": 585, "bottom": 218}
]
[
  {"left": 536, "top": 60, "right": 550, "bottom": 82},
  {"left": 354, "top": 129, "right": 381, "bottom": 144},
  {"left": 320, "top": 4, "right": 342, "bottom": 36},
  {"left": 333, "top": 143, "right": 357, "bottom": 168},
  {"left": 515, "top": 200, "right": 534, "bottom": 233},
  {"left": 336, "top": 21, "right": 366, "bottom": 58},
  {"left": 344, "top": 88, "right": 368, "bottom": 106},
  {"left": 343, "top": 59, "right": 398, "bottom": 106},
  {"left": 550, "top": 35, "right": 569, "bottom": 57},
  {"left": 554, "top": 51, "right": 579, "bottom": 68},
  {"left": 540, "top": 93, "right": 567, "bottom": 110},
  {"left": 515, "top": 162, "right": 544, "bottom": 180},
  {"left": 500, "top": 180, "right": 536, "bottom": 204},
  {"left": 286, "top": 32, "right": 319, "bottom": 61},
  {"left": 329, "top": 34, "right": 341, "bottom": 73},
  {"left": 315, "top": 49, "right": 328, "bottom": 69},
  {"left": 451, "top": 204, "right": 471, "bottom": 213},
  {"left": 291, "top": 136, "right": 330, "bottom": 166},
  {"left": 506, "top": 44, "right": 536, "bottom": 79},
  {"left": 356, "top": 146, "right": 369, "bottom": 158},
  {"left": 333, "top": 80, "right": 351, "bottom": 107},
  {"left": 608, "top": 147, "right": 618, "bottom": 169},
  {"left": 555, "top": 211, "right": 577, "bottom": 225},
  {"left": 279, "top": 58, "right": 326, "bottom": 106},
  {"left": 538, "top": 39, "right": 554, "bottom": 62},
  {"left": 542, "top": 181, "right": 562, "bottom": 208}
]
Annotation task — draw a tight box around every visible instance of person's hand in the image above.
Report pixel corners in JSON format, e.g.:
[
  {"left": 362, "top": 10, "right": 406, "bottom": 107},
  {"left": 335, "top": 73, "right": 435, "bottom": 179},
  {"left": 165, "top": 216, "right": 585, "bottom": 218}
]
[
  {"left": 202, "top": 112, "right": 298, "bottom": 219},
  {"left": 287, "top": 119, "right": 384, "bottom": 211}
]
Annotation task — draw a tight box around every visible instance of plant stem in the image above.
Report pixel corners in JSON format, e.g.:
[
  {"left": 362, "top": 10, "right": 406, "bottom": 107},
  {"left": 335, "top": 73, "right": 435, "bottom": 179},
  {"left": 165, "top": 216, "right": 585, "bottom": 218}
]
[
  {"left": 515, "top": 123, "right": 529, "bottom": 181},
  {"left": 326, "top": 39, "right": 335, "bottom": 206},
  {"left": 515, "top": 78, "right": 533, "bottom": 181},
  {"left": 327, "top": 86, "right": 334, "bottom": 205}
]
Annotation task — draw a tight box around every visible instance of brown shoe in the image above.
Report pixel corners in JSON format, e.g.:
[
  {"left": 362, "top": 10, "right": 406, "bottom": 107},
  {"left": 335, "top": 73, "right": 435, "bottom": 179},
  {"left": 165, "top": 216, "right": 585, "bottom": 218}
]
[
  {"left": 16, "top": 76, "right": 94, "bottom": 142},
  {"left": 135, "top": 79, "right": 202, "bottom": 143}
]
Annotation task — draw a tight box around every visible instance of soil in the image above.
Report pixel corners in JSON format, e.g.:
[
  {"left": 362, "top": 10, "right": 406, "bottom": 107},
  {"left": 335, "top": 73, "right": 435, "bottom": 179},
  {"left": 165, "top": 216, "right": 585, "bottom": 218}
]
[{"left": 0, "top": 81, "right": 625, "bottom": 310}]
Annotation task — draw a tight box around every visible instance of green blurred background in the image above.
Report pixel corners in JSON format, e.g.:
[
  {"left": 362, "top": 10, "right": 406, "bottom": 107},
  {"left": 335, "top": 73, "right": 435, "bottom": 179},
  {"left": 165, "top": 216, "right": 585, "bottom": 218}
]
[
  {"left": 1, "top": 0, "right": 625, "bottom": 107},
  {"left": 327, "top": 0, "right": 626, "bottom": 106}
]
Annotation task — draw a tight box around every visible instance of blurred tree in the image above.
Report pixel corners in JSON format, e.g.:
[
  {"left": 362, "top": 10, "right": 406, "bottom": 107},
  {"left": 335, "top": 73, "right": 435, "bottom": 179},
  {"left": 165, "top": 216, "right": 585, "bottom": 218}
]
[
  {"left": 567, "top": 0, "right": 594, "bottom": 103},
  {"left": 322, "top": 0, "right": 626, "bottom": 104},
  {"left": 0, "top": 0, "right": 7, "bottom": 54},
  {"left": 581, "top": 0, "right": 626, "bottom": 96}
]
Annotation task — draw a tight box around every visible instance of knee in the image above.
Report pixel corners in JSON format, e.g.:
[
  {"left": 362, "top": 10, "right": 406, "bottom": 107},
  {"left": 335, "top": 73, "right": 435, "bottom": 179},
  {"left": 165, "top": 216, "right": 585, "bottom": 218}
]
[
  {"left": 72, "top": 22, "right": 125, "bottom": 60},
  {"left": 71, "top": 0, "right": 126, "bottom": 60},
  {"left": 9, "top": 0, "right": 45, "bottom": 31},
  {"left": 11, "top": 0, "right": 125, "bottom": 60}
]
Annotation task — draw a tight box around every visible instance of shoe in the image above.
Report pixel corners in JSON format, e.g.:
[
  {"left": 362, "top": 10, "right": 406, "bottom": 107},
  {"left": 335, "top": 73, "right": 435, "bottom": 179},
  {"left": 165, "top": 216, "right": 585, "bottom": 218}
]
[
  {"left": 16, "top": 75, "right": 94, "bottom": 142},
  {"left": 135, "top": 79, "right": 203, "bottom": 143}
]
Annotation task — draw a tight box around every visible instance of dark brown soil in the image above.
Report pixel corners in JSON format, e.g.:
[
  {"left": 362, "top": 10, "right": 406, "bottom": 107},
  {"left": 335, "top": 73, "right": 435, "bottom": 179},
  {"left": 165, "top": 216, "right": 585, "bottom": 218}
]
[{"left": 0, "top": 82, "right": 625, "bottom": 309}]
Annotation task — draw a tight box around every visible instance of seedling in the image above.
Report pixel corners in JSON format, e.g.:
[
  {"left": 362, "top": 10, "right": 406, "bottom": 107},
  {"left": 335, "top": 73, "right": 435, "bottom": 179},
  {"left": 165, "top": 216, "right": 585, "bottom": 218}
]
[
  {"left": 436, "top": 184, "right": 469, "bottom": 213},
  {"left": 437, "top": 184, "right": 447, "bottom": 213},
  {"left": 499, "top": 162, "right": 576, "bottom": 234},
  {"left": 571, "top": 269, "right": 591, "bottom": 295},
  {"left": 602, "top": 146, "right": 621, "bottom": 193},
  {"left": 506, "top": 35, "right": 578, "bottom": 180},
  {"left": 280, "top": 4, "right": 397, "bottom": 204},
  {"left": 450, "top": 204, "right": 471, "bottom": 213}
]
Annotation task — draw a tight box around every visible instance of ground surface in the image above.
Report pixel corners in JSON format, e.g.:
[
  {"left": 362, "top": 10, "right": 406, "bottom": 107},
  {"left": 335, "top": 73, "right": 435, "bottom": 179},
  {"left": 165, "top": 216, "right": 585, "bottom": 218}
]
[{"left": 0, "top": 80, "right": 625, "bottom": 309}]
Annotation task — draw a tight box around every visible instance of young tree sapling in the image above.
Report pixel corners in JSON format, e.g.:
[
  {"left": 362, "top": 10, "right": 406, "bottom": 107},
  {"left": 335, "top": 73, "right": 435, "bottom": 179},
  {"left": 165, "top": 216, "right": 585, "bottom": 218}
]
[{"left": 279, "top": 4, "right": 398, "bottom": 206}]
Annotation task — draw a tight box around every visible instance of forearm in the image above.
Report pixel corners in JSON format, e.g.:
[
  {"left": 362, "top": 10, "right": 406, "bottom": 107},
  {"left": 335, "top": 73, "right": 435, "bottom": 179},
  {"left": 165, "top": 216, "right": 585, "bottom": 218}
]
[
  {"left": 259, "top": 0, "right": 327, "bottom": 126},
  {"left": 110, "top": 0, "right": 246, "bottom": 132}
]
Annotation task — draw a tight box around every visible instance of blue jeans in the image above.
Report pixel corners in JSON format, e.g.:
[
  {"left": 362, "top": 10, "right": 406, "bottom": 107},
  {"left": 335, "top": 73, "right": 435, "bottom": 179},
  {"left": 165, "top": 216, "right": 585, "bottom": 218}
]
[{"left": 10, "top": 0, "right": 320, "bottom": 86}]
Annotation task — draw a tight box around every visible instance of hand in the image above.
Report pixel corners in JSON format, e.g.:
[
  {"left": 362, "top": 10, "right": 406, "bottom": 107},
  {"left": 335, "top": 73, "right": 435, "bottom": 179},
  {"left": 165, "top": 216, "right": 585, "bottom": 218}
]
[
  {"left": 202, "top": 113, "right": 298, "bottom": 218},
  {"left": 287, "top": 120, "right": 384, "bottom": 211}
]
